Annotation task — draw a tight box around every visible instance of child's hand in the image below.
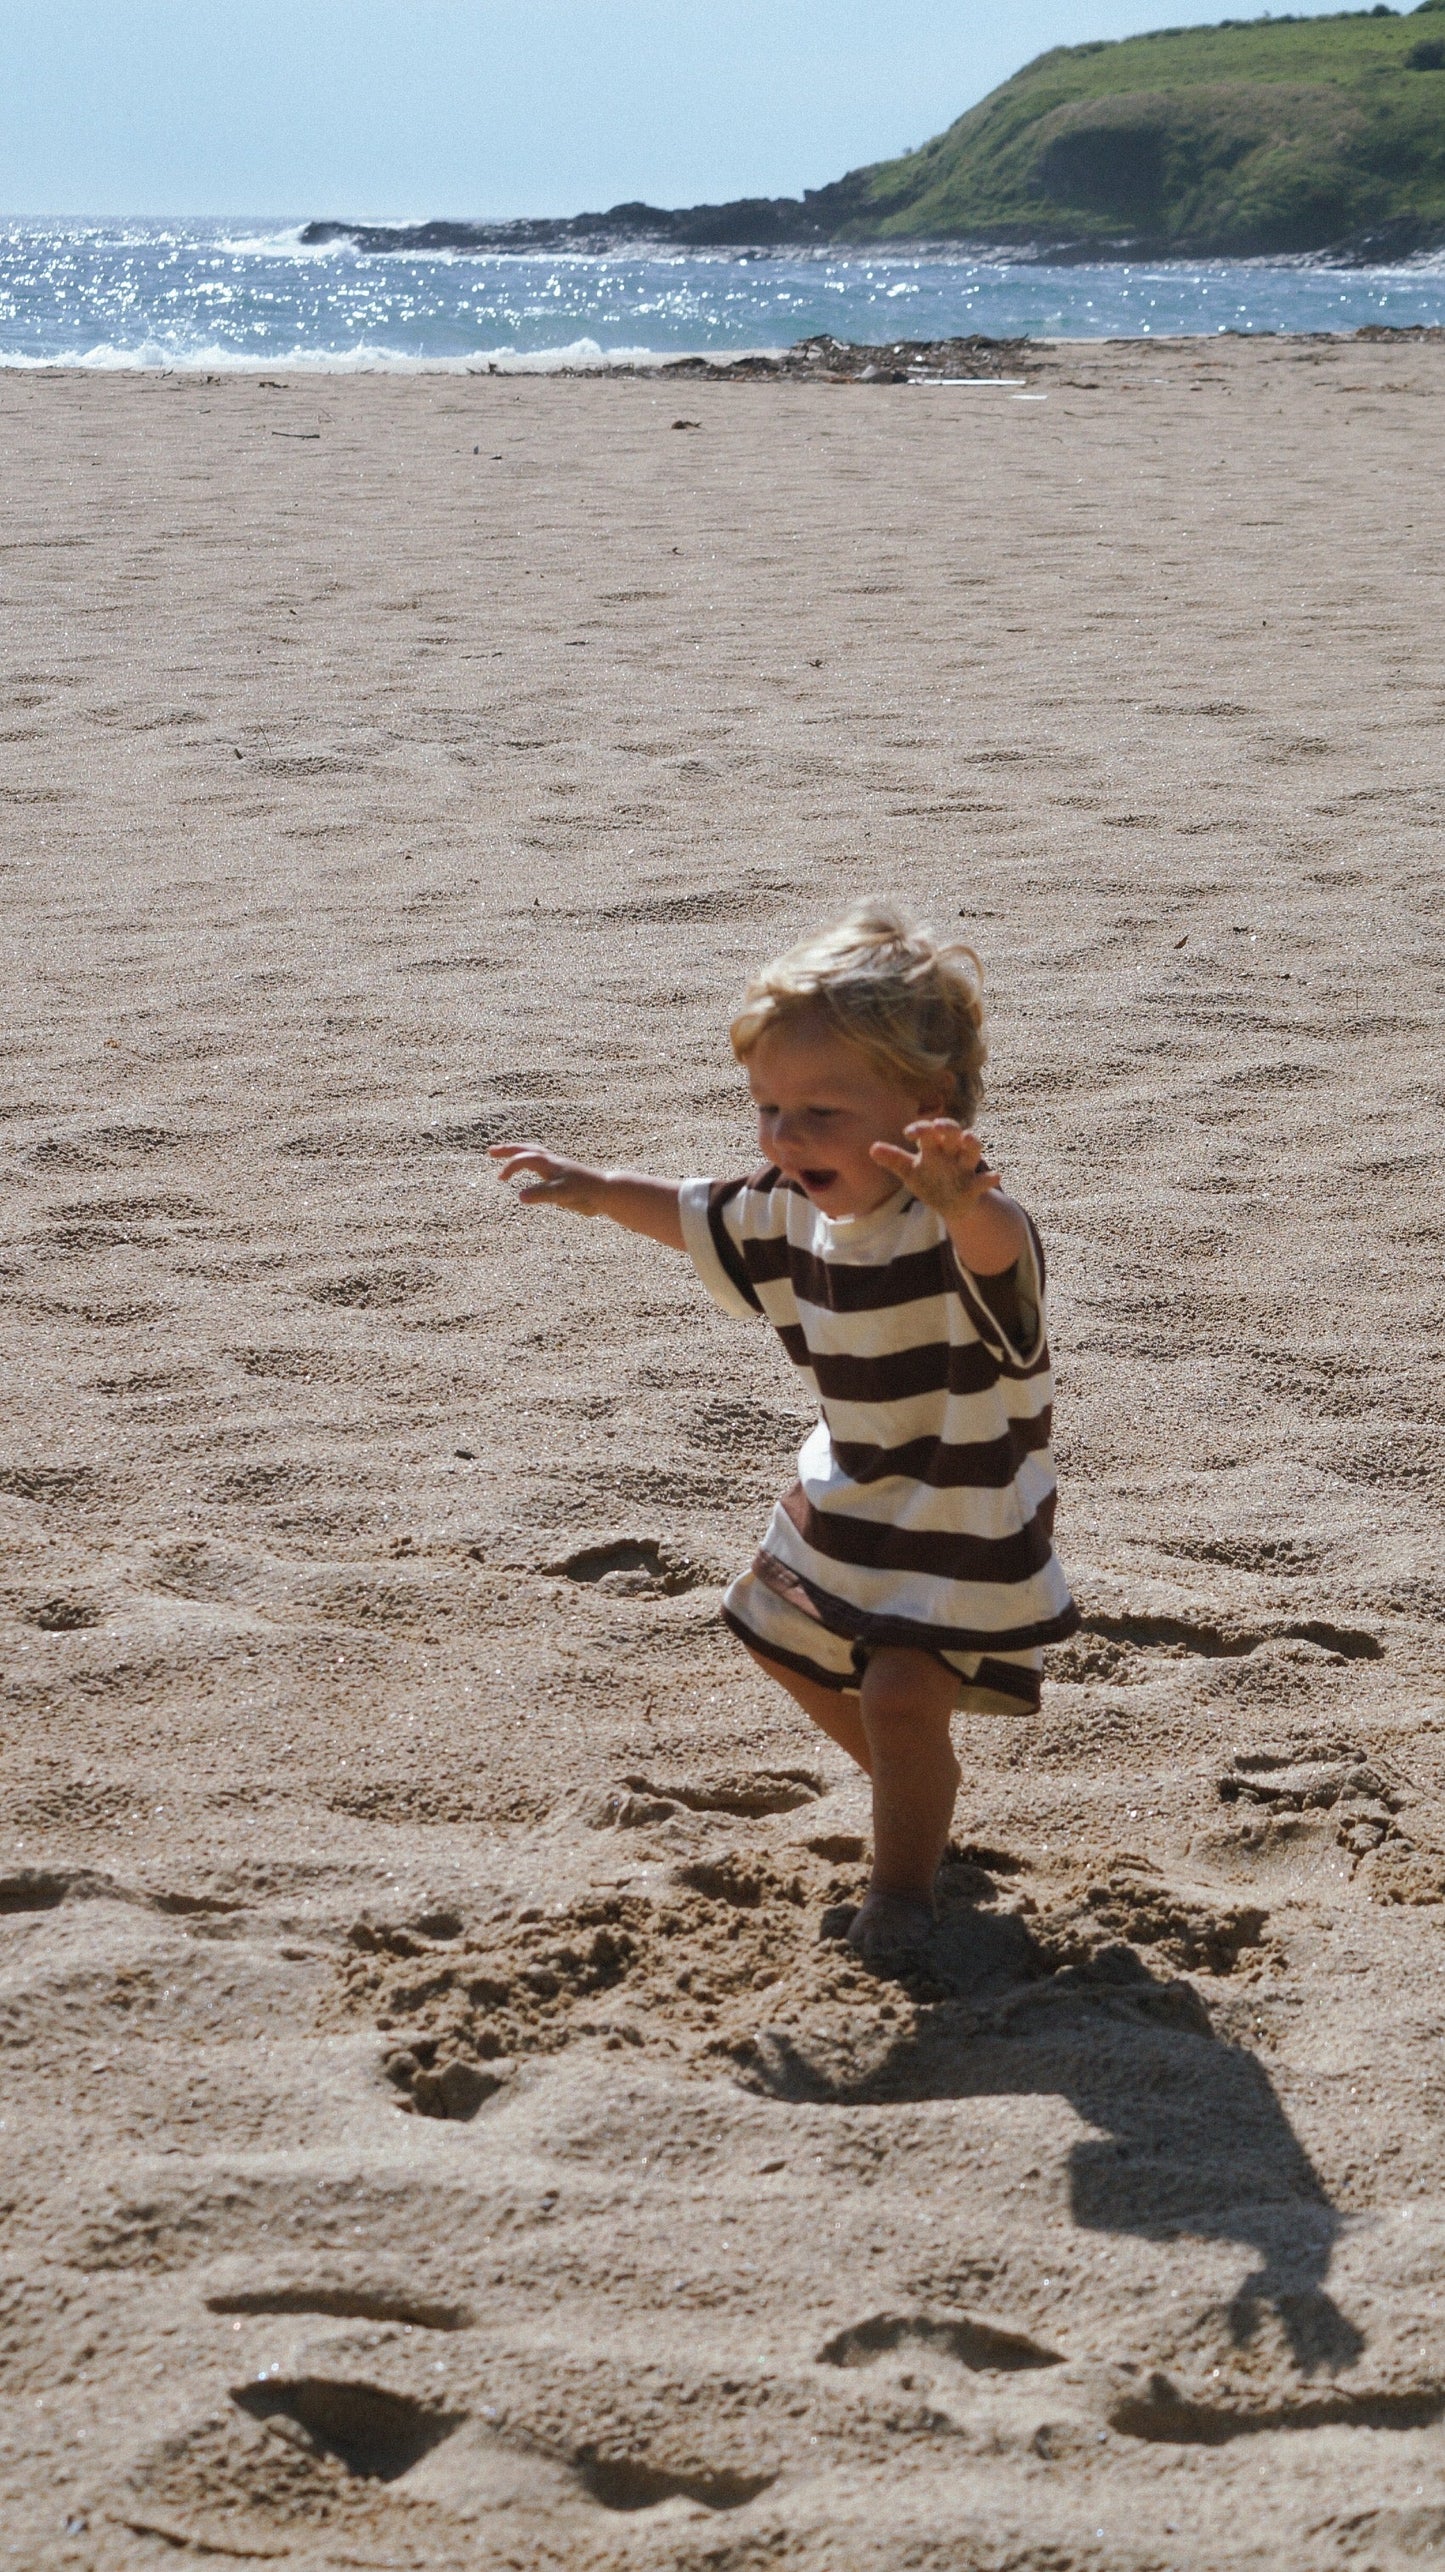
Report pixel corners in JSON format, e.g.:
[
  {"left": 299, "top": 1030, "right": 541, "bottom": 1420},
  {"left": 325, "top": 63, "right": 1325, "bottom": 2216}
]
[
  {"left": 489, "top": 1149, "right": 685, "bottom": 1249},
  {"left": 489, "top": 1142, "right": 605, "bottom": 1214},
  {"left": 870, "top": 1119, "right": 1002, "bottom": 1217}
]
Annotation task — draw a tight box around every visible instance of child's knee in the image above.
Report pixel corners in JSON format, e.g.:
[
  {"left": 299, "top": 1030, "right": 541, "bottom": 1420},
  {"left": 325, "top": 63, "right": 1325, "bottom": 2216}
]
[
  {"left": 858, "top": 1646, "right": 951, "bottom": 1728},
  {"left": 859, "top": 1653, "right": 955, "bottom": 1746},
  {"left": 860, "top": 1674, "right": 914, "bottom": 1739}
]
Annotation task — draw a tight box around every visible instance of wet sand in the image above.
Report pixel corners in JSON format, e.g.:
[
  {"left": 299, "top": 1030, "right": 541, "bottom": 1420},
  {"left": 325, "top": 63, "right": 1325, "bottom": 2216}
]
[{"left": 2, "top": 335, "right": 1444, "bottom": 2569}]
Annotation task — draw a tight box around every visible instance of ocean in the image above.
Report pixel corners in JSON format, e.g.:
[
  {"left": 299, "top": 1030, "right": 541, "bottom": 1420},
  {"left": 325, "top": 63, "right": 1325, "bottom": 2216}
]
[{"left": 1, "top": 219, "right": 1442, "bottom": 367}]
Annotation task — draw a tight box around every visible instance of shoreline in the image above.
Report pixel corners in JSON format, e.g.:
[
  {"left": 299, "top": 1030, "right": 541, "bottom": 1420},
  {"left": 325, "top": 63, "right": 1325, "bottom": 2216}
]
[{"left": 3, "top": 318, "right": 1441, "bottom": 378}]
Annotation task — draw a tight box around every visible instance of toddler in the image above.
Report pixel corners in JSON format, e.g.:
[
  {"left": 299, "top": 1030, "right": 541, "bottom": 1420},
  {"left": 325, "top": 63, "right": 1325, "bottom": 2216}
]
[{"left": 491, "top": 902, "right": 1079, "bottom": 1958}]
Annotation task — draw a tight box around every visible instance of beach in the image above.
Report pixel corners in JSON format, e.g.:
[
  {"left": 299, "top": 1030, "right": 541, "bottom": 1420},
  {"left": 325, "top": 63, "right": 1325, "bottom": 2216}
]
[{"left": 2, "top": 332, "right": 1444, "bottom": 2568}]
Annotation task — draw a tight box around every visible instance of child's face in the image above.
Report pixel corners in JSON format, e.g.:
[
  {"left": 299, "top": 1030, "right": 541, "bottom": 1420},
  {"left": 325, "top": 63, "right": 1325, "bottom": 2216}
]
[{"left": 746, "top": 1015, "right": 939, "bottom": 1219}]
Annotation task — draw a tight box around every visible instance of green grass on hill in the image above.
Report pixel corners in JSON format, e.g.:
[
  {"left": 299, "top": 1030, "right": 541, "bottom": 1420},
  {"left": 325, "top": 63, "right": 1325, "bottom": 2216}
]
[{"left": 817, "top": 5, "right": 1445, "bottom": 253}]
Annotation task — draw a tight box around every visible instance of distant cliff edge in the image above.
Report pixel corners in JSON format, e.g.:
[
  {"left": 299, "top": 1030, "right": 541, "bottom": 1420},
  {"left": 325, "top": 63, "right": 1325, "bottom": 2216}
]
[{"left": 304, "top": 5, "right": 1445, "bottom": 262}]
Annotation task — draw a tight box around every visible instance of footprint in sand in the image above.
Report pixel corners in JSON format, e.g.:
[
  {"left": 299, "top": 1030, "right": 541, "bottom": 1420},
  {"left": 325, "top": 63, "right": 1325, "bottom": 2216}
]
[
  {"left": 1038, "top": 1858, "right": 1270, "bottom": 1978},
  {"left": 1219, "top": 1747, "right": 1407, "bottom": 1855},
  {"left": 304, "top": 1263, "right": 436, "bottom": 1308},
  {"left": 1109, "top": 2370, "right": 1445, "bottom": 2446},
  {"left": 552, "top": 1536, "right": 712, "bottom": 1597},
  {"left": 1163, "top": 1533, "right": 1325, "bottom": 1575},
  {"left": 582, "top": 887, "right": 771, "bottom": 927},
  {"left": 595, "top": 1768, "right": 824, "bottom": 1824},
  {"left": 1065, "top": 1609, "right": 1381, "bottom": 1667},
  {"left": 25, "top": 1593, "right": 102, "bottom": 1630},
  {"left": 0, "top": 1867, "right": 92, "bottom": 1915},
  {"left": 212, "top": 2376, "right": 774, "bottom": 2525},
  {"left": 576, "top": 2454, "right": 775, "bottom": 2512},
  {"left": 381, "top": 2047, "right": 511, "bottom": 2121},
  {"left": 1217, "top": 1747, "right": 1445, "bottom": 1902},
  {"left": 0, "top": 1463, "right": 108, "bottom": 1504},
  {"left": 208, "top": 2283, "right": 473, "bottom": 2330},
  {"left": 820, "top": 2310, "right": 1063, "bottom": 2375},
  {"left": 232, "top": 2376, "right": 462, "bottom": 2481}
]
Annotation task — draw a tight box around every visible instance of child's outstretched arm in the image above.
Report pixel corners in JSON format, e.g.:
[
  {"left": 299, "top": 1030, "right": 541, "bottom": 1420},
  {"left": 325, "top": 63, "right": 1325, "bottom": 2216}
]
[
  {"left": 488, "top": 1143, "right": 685, "bottom": 1252},
  {"left": 869, "top": 1120, "right": 1028, "bottom": 1278}
]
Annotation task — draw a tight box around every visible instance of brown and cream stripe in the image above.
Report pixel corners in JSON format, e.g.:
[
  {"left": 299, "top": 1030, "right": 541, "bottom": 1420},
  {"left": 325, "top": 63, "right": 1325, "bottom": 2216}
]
[{"left": 679, "top": 1166, "right": 1079, "bottom": 1708}]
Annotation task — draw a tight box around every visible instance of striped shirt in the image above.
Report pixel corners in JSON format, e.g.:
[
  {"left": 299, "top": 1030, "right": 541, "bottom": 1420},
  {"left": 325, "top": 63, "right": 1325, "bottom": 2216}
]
[{"left": 678, "top": 1168, "right": 1079, "bottom": 1704}]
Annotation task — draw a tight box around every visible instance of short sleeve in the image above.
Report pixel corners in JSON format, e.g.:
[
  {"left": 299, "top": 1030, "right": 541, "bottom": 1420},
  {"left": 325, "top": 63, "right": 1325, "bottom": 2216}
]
[
  {"left": 950, "top": 1213, "right": 1046, "bottom": 1367},
  {"left": 678, "top": 1176, "right": 765, "bottom": 1322}
]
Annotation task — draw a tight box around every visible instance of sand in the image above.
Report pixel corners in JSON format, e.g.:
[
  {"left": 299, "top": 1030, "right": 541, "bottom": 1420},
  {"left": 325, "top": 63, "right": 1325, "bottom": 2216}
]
[{"left": 2, "top": 333, "right": 1444, "bottom": 2571}]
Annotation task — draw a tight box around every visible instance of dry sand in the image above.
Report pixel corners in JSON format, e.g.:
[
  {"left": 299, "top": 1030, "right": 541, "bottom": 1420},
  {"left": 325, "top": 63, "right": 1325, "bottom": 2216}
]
[{"left": 2, "top": 335, "right": 1444, "bottom": 2570}]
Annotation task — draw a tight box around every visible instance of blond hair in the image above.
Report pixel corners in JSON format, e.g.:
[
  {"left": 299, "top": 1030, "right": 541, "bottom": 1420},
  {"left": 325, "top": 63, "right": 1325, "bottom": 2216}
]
[{"left": 730, "top": 901, "right": 987, "bottom": 1122}]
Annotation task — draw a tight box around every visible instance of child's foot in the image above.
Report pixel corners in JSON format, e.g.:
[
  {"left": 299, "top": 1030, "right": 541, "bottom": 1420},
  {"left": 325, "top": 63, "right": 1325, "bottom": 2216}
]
[{"left": 847, "top": 1888, "right": 936, "bottom": 1961}]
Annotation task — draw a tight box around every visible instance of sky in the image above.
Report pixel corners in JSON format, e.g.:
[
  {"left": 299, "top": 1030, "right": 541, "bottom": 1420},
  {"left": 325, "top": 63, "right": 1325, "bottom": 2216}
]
[{"left": 0, "top": 1, "right": 1386, "bottom": 220}]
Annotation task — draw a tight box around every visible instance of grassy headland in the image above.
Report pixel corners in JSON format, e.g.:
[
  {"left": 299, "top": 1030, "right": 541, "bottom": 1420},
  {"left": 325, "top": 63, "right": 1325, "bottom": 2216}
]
[{"left": 819, "top": 4, "right": 1445, "bottom": 255}]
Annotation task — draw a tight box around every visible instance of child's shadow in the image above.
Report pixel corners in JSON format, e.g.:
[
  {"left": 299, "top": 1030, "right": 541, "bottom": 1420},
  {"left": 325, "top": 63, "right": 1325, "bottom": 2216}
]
[{"left": 754, "top": 1884, "right": 1363, "bottom": 2379}]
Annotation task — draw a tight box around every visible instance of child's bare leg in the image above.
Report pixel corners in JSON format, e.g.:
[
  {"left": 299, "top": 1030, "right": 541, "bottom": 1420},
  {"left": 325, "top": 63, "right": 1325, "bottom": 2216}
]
[
  {"left": 851, "top": 1647, "right": 960, "bottom": 1956},
  {"left": 741, "top": 1642, "right": 872, "bottom": 1773}
]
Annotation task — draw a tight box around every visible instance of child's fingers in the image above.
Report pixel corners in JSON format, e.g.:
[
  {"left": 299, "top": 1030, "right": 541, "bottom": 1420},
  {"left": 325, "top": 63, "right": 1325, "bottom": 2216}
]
[
  {"left": 874, "top": 1126, "right": 1003, "bottom": 1201},
  {"left": 905, "top": 1118, "right": 979, "bottom": 1158},
  {"left": 906, "top": 1122, "right": 997, "bottom": 1180},
  {"left": 514, "top": 1174, "right": 583, "bottom": 1208},
  {"left": 496, "top": 1161, "right": 578, "bottom": 1205}
]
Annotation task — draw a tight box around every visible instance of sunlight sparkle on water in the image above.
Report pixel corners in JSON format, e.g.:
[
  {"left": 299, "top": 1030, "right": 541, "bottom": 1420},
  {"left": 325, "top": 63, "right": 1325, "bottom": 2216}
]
[{"left": 0, "top": 220, "right": 1439, "bottom": 367}]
